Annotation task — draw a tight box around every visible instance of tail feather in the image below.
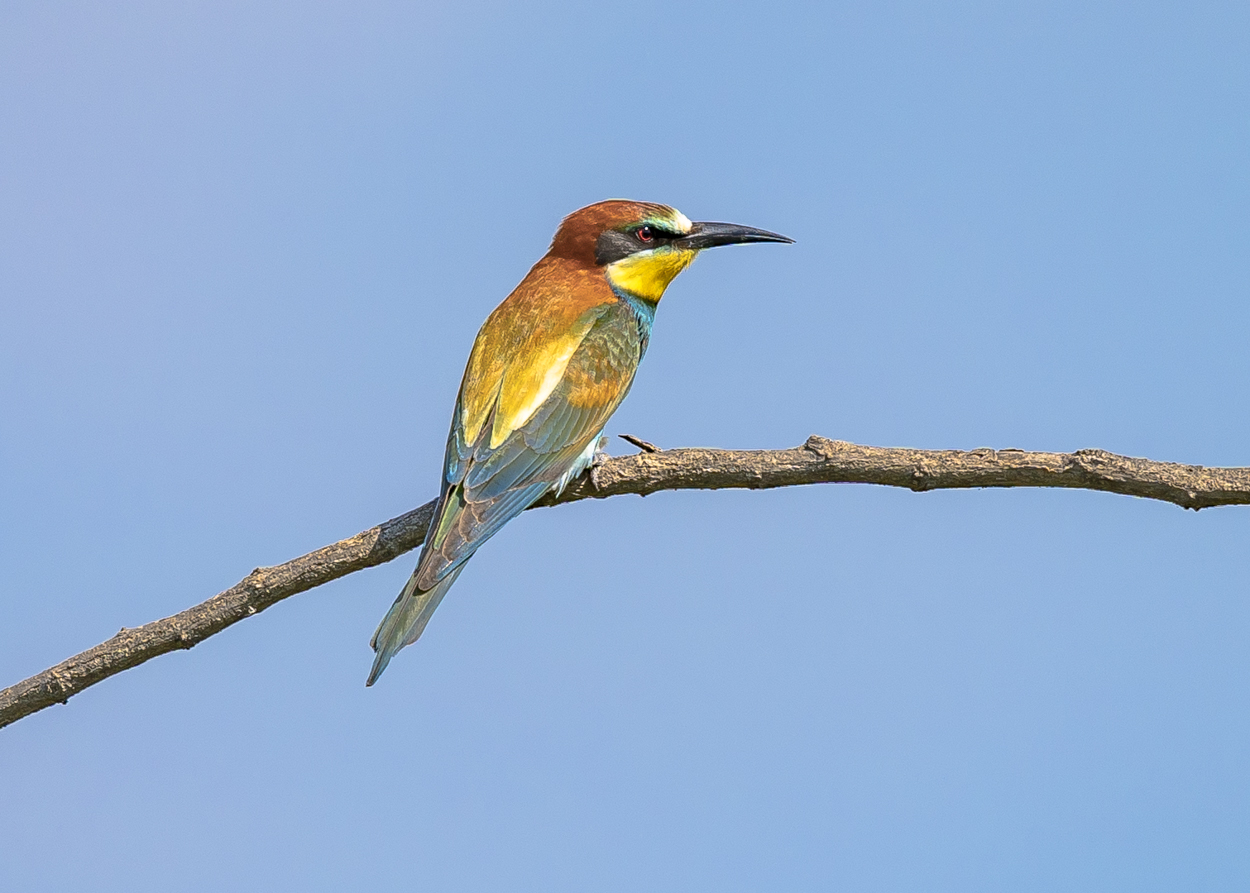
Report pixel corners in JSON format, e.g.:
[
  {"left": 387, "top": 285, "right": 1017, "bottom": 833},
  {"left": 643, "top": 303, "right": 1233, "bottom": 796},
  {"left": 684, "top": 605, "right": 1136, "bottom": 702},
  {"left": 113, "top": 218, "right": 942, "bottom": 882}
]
[{"left": 366, "top": 565, "right": 465, "bottom": 686}]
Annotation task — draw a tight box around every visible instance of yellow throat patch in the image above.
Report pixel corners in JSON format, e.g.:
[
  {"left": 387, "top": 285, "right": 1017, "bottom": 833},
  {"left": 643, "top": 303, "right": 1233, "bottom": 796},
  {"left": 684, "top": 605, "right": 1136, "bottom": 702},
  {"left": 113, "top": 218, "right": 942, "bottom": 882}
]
[{"left": 605, "top": 248, "right": 697, "bottom": 304}]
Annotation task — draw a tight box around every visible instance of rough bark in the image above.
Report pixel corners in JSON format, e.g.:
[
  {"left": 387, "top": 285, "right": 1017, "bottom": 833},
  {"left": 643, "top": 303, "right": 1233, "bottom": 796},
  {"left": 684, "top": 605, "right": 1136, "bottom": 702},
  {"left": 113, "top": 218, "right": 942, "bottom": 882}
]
[{"left": 3, "top": 436, "right": 1248, "bottom": 731}]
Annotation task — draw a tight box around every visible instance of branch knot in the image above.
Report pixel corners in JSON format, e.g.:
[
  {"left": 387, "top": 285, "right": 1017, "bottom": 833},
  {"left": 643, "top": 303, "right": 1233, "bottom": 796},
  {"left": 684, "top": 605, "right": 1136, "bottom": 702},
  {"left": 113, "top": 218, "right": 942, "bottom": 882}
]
[
  {"left": 804, "top": 435, "right": 844, "bottom": 459},
  {"left": 910, "top": 462, "right": 935, "bottom": 491}
]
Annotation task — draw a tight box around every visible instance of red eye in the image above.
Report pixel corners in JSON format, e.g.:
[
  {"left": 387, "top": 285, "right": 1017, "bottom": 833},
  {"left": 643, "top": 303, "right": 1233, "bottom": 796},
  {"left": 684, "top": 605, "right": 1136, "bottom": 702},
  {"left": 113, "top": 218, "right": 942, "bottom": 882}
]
[{"left": 636, "top": 225, "right": 655, "bottom": 243}]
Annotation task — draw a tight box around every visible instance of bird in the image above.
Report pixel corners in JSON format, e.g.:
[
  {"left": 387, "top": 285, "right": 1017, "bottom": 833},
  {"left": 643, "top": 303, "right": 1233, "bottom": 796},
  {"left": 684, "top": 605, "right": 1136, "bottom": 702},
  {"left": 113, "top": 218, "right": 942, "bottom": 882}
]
[{"left": 367, "top": 199, "right": 792, "bottom": 685}]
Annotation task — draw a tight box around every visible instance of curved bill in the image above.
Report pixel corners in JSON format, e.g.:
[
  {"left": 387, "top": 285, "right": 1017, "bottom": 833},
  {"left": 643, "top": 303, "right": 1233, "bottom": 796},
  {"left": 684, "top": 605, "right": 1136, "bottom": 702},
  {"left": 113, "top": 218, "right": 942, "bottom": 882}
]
[{"left": 679, "top": 221, "right": 795, "bottom": 250}]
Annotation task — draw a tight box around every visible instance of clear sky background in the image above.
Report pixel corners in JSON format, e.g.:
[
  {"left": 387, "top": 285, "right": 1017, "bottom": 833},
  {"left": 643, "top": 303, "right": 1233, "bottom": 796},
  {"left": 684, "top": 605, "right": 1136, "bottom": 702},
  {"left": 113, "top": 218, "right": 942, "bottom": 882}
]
[{"left": 2, "top": 2, "right": 1248, "bottom": 890}]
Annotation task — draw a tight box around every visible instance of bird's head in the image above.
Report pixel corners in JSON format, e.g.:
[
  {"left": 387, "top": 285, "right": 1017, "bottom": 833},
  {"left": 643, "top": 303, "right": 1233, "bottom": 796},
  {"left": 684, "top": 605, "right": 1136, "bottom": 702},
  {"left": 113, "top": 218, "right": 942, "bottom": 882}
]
[{"left": 548, "top": 200, "right": 793, "bottom": 303}]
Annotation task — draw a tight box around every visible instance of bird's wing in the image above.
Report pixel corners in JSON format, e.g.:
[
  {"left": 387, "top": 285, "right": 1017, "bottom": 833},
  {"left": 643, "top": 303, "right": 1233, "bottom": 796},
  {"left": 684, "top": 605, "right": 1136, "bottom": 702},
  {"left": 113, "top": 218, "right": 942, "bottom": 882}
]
[{"left": 414, "top": 302, "right": 642, "bottom": 590}]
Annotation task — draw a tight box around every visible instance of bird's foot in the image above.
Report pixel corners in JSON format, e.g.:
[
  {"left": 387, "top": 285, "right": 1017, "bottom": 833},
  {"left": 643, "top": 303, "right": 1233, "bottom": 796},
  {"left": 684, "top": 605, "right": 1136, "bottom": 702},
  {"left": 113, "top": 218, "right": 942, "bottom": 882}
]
[
  {"left": 592, "top": 435, "right": 611, "bottom": 464},
  {"left": 589, "top": 435, "right": 610, "bottom": 489}
]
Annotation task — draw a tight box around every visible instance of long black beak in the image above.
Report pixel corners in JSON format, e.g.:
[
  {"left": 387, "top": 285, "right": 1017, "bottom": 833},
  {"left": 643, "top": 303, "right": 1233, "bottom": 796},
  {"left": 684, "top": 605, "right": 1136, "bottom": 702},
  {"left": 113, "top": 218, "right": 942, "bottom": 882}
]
[{"left": 679, "top": 221, "right": 794, "bottom": 250}]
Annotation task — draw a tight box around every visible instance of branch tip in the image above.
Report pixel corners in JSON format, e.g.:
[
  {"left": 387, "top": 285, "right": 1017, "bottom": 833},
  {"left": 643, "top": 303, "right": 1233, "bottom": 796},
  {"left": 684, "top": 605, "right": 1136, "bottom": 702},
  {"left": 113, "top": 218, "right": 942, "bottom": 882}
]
[{"left": 619, "top": 433, "right": 660, "bottom": 453}]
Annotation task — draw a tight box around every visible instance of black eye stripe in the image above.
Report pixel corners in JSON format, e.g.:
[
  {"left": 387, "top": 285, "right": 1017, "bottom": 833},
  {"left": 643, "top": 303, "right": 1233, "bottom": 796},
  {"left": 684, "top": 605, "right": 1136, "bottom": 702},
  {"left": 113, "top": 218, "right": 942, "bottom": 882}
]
[{"left": 594, "top": 225, "right": 682, "bottom": 265}]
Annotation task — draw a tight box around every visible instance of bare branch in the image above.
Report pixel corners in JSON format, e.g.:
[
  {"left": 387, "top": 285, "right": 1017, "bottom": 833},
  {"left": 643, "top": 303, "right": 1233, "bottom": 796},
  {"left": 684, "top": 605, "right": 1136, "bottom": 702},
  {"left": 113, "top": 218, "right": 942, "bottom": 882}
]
[
  {"left": 4, "top": 436, "right": 1248, "bottom": 730},
  {"left": 618, "top": 433, "right": 660, "bottom": 453}
]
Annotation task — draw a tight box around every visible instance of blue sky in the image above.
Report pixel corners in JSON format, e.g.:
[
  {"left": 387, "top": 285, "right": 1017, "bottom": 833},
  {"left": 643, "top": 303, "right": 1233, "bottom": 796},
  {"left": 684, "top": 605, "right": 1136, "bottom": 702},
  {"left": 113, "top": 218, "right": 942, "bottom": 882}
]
[{"left": 2, "top": 2, "right": 1248, "bottom": 890}]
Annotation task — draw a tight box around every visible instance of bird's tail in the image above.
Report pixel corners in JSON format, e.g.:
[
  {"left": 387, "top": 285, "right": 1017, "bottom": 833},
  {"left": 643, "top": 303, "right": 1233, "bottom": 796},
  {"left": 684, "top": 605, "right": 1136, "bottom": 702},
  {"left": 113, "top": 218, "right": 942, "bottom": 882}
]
[{"left": 366, "top": 565, "right": 465, "bottom": 686}]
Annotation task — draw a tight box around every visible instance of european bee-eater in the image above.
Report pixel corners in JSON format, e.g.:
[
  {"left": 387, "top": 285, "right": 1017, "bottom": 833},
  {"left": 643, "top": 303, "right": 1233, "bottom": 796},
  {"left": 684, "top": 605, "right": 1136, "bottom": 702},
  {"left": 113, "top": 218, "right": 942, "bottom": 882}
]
[{"left": 367, "top": 200, "right": 792, "bottom": 684}]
